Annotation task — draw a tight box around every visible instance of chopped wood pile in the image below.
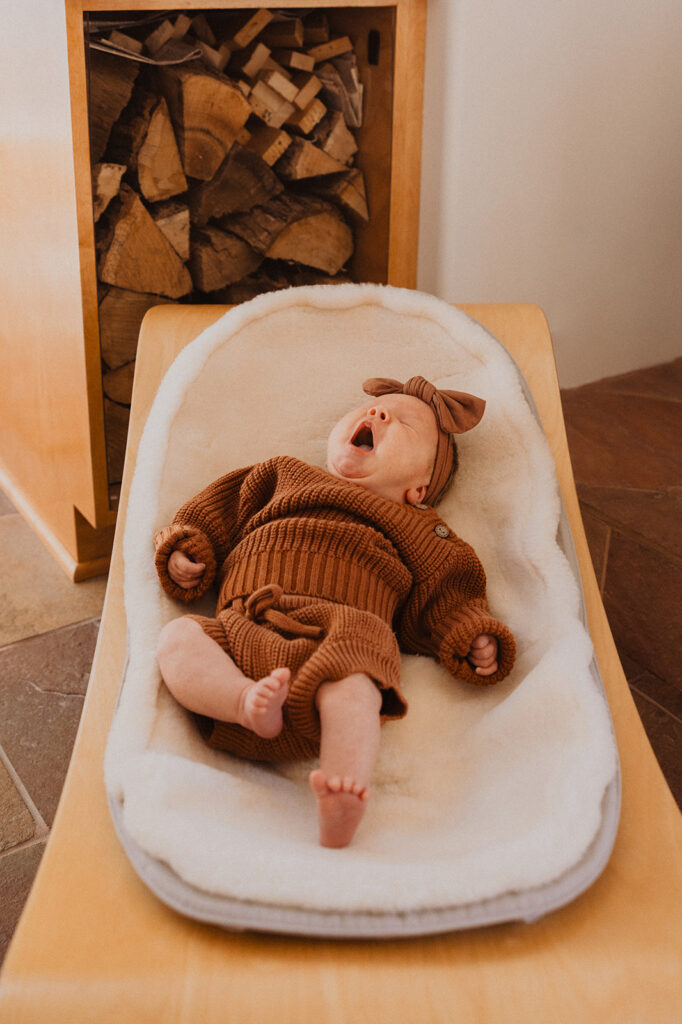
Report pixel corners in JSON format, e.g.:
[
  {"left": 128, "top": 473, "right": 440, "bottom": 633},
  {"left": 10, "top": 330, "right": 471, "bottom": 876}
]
[{"left": 89, "top": 9, "right": 368, "bottom": 491}]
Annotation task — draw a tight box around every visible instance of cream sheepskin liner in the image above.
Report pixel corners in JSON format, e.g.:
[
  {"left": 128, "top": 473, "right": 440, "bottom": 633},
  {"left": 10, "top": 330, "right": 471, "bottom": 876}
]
[{"left": 105, "top": 284, "right": 619, "bottom": 930}]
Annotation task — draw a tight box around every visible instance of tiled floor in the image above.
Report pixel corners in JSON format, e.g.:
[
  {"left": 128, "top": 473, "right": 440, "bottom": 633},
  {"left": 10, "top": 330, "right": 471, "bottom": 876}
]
[
  {"left": 561, "top": 356, "right": 682, "bottom": 804},
  {"left": 0, "top": 356, "right": 680, "bottom": 966}
]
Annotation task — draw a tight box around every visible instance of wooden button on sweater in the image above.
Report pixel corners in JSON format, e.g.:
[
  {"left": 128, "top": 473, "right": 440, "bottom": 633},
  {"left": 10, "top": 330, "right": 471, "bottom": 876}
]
[{"left": 434, "top": 524, "right": 450, "bottom": 538}]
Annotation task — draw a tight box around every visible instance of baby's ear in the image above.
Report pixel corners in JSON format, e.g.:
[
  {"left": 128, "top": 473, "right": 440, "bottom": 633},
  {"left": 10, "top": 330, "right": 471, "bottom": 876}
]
[{"left": 405, "top": 483, "right": 428, "bottom": 505}]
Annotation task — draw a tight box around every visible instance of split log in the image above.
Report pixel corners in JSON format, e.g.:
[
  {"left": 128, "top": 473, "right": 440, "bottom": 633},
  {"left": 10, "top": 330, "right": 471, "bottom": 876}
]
[
  {"left": 286, "top": 97, "right": 326, "bottom": 135},
  {"left": 136, "top": 96, "right": 187, "bottom": 202},
  {"left": 303, "top": 12, "right": 330, "bottom": 46},
  {"left": 151, "top": 200, "right": 190, "bottom": 260},
  {"left": 330, "top": 52, "right": 364, "bottom": 127},
  {"left": 196, "top": 41, "right": 232, "bottom": 73},
  {"left": 309, "top": 168, "right": 369, "bottom": 221},
  {"left": 249, "top": 80, "right": 295, "bottom": 129},
  {"left": 273, "top": 48, "right": 315, "bottom": 72},
  {"left": 244, "top": 124, "right": 291, "bottom": 166},
  {"left": 92, "top": 163, "right": 126, "bottom": 221},
  {"left": 98, "top": 184, "right": 193, "bottom": 297},
  {"left": 103, "top": 398, "right": 130, "bottom": 484},
  {"left": 172, "top": 13, "right": 192, "bottom": 40},
  {"left": 311, "top": 110, "right": 358, "bottom": 164},
  {"left": 88, "top": 49, "right": 139, "bottom": 162},
  {"left": 99, "top": 286, "right": 175, "bottom": 369},
  {"left": 275, "top": 137, "right": 346, "bottom": 179},
  {"left": 266, "top": 208, "right": 353, "bottom": 275},
  {"left": 105, "top": 92, "right": 187, "bottom": 202},
  {"left": 219, "top": 262, "right": 350, "bottom": 303},
  {"left": 145, "top": 19, "right": 175, "bottom": 56},
  {"left": 307, "top": 36, "right": 353, "bottom": 63},
  {"left": 291, "top": 72, "right": 322, "bottom": 110},
  {"left": 224, "top": 194, "right": 352, "bottom": 274},
  {"left": 260, "top": 67, "right": 299, "bottom": 103},
  {"left": 224, "top": 194, "right": 329, "bottom": 253},
  {"left": 107, "top": 30, "right": 143, "bottom": 56},
  {"left": 261, "top": 18, "right": 304, "bottom": 49},
  {"left": 192, "top": 14, "right": 216, "bottom": 46},
  {"left": 230, "top": 41, "right": 271, "bottom": 80},
  {"left": 189, "top": 226, "right": 262, "bottom": 291},
  {"left": 159, "top": 65, "right": 252, "bottom": 180},
  {"left": 232, "top": 8, "right": 274, "bottom": 49},
  {"left": 102, "top": 361, "right": 135, "bottom": 405},
  {"left": 189, "top": 146, "right": 282, "bottom": 225},
  {"left": 316, "top": 61, "right": 362, "bottom": 129}
]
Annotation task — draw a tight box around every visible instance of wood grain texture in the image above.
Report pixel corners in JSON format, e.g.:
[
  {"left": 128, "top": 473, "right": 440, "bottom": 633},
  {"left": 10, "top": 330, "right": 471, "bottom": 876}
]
[{"left": 0, "top": 302, "right": 679, "bottom": 1023}]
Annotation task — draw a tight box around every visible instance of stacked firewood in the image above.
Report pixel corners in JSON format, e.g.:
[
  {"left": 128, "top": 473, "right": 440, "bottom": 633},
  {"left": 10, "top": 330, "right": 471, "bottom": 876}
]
[{"left": 89, "top": 9, "right": 368, "bottom": 491}]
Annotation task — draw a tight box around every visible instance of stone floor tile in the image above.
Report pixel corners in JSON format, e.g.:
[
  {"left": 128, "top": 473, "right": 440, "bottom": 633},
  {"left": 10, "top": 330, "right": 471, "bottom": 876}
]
[
  {"left": 0, "top": 671, "right": 85, "bottom": 825},
  {"left": 0, "top": 514, "right": 107, "bottom": 647},
  {"left": 0, "top": 619, "right": 100, "bottom": 697},
  {"left": 576, "top": 485, "right": 681, "bottom": 559},
  {"left": 0, "top": 759, "right": 36, "bottom": 852},
  {"left": 0, "top": 841, "right": 45, "bottom": 966},
  {"left": 630, "top": 688, "right": 682, "bottom": 810},
  {"left": 603, "top": 528, "right": 681, "bottom": 690}
]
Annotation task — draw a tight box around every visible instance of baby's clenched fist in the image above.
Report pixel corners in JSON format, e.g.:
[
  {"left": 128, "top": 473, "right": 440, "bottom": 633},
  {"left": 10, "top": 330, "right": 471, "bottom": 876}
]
[{"left": 168, "top": 549, "right": 206, "bottom": 589}]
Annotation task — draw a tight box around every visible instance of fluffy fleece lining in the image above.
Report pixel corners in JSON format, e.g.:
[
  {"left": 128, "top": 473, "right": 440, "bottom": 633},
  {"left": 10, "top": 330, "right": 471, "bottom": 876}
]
[{"left": 105, "top": 284, "right": 617, "bottom": 914}]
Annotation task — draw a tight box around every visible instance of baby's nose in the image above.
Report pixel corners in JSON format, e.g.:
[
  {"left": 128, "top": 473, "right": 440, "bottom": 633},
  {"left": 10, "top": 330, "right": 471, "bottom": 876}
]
[{"left": 368, "top": 406, "right": 390, "bottom": 422}]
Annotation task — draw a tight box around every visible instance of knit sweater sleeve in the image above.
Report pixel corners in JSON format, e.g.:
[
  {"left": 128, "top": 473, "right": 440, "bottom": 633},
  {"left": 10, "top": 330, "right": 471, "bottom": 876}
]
[
  {"left": 154, "top": 464, "right": 254, "bottom": 603},
  {"left": 398, "top": 541, "right": 516, "bottom": 685}
]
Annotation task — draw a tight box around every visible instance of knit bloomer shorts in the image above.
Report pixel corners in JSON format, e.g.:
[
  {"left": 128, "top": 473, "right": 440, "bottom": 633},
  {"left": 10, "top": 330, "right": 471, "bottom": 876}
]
[{"left": 188, "top": 584, "right": 407, "bottom": 761}]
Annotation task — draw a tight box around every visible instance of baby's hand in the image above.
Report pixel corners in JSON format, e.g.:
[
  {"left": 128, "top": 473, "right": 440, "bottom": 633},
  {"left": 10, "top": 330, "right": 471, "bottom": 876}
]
[
  {"left": 467, "top": 634, "right": 499, "bottom": 677},
  {"left": 168, "top": 549, "right": 206, "bottom": 589}
]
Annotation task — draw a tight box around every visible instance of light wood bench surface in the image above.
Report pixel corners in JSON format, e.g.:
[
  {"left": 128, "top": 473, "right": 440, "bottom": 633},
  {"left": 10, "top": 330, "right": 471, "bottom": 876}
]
[{"left": 1, "top": 303, "right": 679, "bottom": 1023}]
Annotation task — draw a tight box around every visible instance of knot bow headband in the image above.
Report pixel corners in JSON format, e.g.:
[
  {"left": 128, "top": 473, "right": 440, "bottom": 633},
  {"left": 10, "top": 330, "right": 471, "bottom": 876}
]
[{"left": 363, "top": 376, "right": 486, "bottom": 504}]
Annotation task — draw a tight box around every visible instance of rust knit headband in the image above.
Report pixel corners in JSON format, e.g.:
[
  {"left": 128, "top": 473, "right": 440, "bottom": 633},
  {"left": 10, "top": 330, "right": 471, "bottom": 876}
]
[{"left": 363, "top": 376, "right": 486, "bottom": 505}]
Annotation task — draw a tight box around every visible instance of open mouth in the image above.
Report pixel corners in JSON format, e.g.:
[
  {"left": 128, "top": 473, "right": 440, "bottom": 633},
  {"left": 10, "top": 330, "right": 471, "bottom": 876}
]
[{"left": 350, "top": 421, "right": 374, "bottom": 451}]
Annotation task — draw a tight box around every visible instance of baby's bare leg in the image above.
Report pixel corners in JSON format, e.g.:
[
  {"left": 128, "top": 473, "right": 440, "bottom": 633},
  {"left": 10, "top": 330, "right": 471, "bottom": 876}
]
[
  {"left": 157, "top": 617, "right": 289, "bottom": 739},
  {"left": 309, "top": 673, "right": 382, "bottom": 848}
]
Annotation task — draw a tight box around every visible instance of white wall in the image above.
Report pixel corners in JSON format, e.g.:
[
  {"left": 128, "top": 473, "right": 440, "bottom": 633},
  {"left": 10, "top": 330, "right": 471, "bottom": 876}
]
[{"left": 418, "top": 0, "right": 682, "bottom": 387}]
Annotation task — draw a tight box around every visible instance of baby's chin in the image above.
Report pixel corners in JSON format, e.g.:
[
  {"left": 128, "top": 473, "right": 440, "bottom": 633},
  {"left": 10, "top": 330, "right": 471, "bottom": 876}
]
[{"left": 326, "top": 452, "right": 369, "bottom": 482}]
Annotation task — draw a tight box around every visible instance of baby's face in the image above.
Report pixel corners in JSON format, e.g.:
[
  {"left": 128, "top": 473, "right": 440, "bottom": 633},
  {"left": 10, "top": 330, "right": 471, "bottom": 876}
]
[{"left": 326, "top": 393, "right": 438, "bottom": 504}]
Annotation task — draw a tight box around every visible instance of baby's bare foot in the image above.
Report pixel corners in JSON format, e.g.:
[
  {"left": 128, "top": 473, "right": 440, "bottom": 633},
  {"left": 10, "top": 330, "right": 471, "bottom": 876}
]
[
  {"left": 239, "top": 668, "right": 290, "bottom": 739},
  {"left": 309, "top": 769, "right": 369, "bottom": 848}
]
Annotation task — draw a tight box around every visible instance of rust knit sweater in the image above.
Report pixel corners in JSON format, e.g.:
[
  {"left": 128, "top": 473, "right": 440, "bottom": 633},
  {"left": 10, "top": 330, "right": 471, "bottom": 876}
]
[{"left": 154, "top": 456, "right": 515, "bottom": 687}]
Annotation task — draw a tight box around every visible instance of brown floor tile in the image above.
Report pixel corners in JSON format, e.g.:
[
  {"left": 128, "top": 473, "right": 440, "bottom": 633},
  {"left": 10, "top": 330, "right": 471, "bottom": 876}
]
[
  {"left": 630, "top": 688, "right": 682, "bottom": 810},
  {"left": 597, "top": 357, "right": 682, "bottom": 403},
  {"left": 561, "top": 388, "right": 682, "bottom": 492},
  {"left": 577, "top": 485, "right": 681, "bottom": 559},
  {"left": 628, "top": 668, "right": 682, "bottom": 723},
  {"left": 603, "top": 528, "right": 682, "bottom": 690},
  {"left": 0, "top": 841, "right": 45, "bottom": 966},
  {"left": 0, "top": 622, "right": 99, "bottom": 824},
  {"left": 0, "top": 759, "right": 36, "bottom": 852}
]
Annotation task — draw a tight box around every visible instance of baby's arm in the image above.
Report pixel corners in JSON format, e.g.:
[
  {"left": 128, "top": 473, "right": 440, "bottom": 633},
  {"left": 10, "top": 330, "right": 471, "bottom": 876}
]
[
  {"left": 398, "top": 540, "right": 515, "bottom": 685},
  {"left": 154, "top": 464, "right": 254, "bottom": 602}
]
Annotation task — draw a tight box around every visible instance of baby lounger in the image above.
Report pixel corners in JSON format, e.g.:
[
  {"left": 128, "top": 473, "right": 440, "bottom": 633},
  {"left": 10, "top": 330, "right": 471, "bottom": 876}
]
[{"left": 104, "top": 284, "right": 620, "bottom": 938}]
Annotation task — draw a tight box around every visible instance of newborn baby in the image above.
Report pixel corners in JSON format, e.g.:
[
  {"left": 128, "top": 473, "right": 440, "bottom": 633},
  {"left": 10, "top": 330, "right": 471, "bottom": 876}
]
[{"left": 155, "top": 376, "right": 515, "bottom": 848}]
